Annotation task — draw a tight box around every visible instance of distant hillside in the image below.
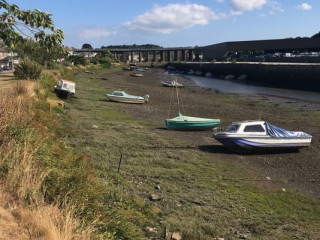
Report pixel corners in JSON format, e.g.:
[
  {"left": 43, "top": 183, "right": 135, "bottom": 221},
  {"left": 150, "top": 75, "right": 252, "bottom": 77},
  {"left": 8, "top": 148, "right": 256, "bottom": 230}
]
[{"left": 101, "top": 44, "right": 163, "bottom": 49}]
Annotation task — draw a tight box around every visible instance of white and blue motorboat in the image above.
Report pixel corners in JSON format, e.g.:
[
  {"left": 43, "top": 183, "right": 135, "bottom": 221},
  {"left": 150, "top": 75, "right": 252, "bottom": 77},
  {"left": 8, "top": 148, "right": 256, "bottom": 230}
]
[
  {"left": 106, "top": 91, "right": 149, "bottom": 104},
  {"left": 161, "top": 80, "right": 183, "bottom": 88},
  {"left": 213, "top": 120, "right": 312, "bottom": 152}
]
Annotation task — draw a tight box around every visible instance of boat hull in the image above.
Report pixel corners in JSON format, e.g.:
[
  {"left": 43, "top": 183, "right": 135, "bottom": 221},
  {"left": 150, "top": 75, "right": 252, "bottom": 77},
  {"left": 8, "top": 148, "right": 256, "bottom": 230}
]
[
  {"left": 161, "top": 81, "right": 183, "bottom": 87},
  {"left": 166, "top": 114, "right": 220, "bottom": 130},
  {"left": 106, "top": 95, "right": 146, "bottom": 104},
  {"left": 166, "top": 121, "right": 220, "bottom": 130},
  {"left": 214, "top": 135, "right": 312, "bottom": 152},
  {"left": 54, "top": 88, "right": 74, "bottom": 99}
]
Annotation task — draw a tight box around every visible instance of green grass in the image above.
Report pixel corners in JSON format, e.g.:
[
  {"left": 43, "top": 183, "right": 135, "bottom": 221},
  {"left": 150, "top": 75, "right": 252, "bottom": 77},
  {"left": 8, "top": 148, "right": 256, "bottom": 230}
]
[{"left": 56, "top": 66, "right": 320, "bottom": 240}]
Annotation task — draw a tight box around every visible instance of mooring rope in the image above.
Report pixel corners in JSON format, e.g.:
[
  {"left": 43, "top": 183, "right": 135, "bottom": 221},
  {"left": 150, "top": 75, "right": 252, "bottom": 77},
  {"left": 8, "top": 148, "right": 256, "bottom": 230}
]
[{"left": 167, "top": 80, "right": 175, "bottom": 118}]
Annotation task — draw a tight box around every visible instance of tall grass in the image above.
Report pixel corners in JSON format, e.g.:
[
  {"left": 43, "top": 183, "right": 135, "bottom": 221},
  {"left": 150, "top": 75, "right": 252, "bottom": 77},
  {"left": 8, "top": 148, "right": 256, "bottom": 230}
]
[
  {"left": 15, "top": 204, "right": 93, "bottom": 240},
  {"left": 0, "top": 80, "right": 94, "bottom": 240}
]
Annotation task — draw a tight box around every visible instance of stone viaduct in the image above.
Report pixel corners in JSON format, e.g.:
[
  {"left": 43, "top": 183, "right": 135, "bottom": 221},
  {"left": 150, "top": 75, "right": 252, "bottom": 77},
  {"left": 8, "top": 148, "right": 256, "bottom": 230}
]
[{"left": 74, "top": 47, "right": 197, "bottom": 63}]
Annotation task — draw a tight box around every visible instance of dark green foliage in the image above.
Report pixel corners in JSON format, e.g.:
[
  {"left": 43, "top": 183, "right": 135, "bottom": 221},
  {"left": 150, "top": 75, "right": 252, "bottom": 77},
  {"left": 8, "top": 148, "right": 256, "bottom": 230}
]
[
  {"left": 14, "top": 39, "right": 67, "bottom": 67},
  {"left": 311, "top": 31, "right": 320, "bottom": 38},
  {"left": 0, "top": 0, "right": 64, "bottom": 50},
  {"left": 14, "top": 58, "right": 43, "bottom": 80},
  {"left": 82, "top": 43, "right": 93, "bottom": 49},
  {"left": 66, "top": 55, "right": 88, "bottom": 66},
  {"left": 90, "top": 50, "right": 113, "bottom": 68},
  {"left": 102, "top": 44, "right": 163, "bottom": 49}
]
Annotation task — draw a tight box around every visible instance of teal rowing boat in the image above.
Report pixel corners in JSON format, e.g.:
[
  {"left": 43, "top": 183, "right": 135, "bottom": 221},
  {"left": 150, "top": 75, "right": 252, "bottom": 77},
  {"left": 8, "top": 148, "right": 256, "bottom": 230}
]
[{"left": 165, "top": 113, "right": 220, "bottom": 130}]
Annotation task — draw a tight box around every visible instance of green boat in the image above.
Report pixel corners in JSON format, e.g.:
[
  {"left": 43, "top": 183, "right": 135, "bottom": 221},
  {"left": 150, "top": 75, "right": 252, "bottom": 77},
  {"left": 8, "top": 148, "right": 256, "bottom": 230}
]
[{"left": 165, "top": 113, "right": 220, "bottom": 130}]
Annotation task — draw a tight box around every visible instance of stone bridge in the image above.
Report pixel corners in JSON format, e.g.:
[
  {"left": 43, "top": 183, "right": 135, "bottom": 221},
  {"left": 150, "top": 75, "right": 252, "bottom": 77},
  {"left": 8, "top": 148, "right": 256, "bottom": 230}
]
[{"left": 74, "top": 47, "right": 197, "bottom": 62}]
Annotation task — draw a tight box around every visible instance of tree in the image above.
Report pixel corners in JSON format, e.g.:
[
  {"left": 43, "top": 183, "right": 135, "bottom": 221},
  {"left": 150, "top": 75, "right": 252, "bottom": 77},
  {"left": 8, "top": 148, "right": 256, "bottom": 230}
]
[
  {"left": 311, "top": 31, "right": 320, "bottom": 38},
  {"left": 82, "top": 43, "right": 93, "bottom": 49},
  {"left": 0, "top": 0, "right": 64, "bottom": 51},
  {"left": 66, "top": 55, "right": 88, "bottom": 66},
  {"left": 14, "top": 39, "right": 67, "bottom": 67},
  {"left": 90, "top": 50, "right": 114, "bottom": 68}
]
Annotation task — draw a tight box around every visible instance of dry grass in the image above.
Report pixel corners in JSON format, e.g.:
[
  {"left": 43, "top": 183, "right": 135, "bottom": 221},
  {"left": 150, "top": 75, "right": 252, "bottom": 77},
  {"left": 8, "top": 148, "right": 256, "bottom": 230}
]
[
  {"left": 0, "top": 81, "right": 35, "bottom": 140},
  {"left": 15, "top": 204, "right": 93, "bottom": 240},
  {"left": 0, "top": 188, "right": 92, "bottom": 240},
  {"left": 2, "top": 133, "right": 50, "bottom": 203},
  {"left": 0, "top": 79, "right": 95, "bottom": 240}
]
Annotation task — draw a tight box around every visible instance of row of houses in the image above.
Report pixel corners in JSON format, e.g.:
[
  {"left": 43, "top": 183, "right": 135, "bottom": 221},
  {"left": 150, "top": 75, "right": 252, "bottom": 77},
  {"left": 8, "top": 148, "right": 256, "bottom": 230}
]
[{"left": 0, "top": 48, "right": 18, "bottom": 70}]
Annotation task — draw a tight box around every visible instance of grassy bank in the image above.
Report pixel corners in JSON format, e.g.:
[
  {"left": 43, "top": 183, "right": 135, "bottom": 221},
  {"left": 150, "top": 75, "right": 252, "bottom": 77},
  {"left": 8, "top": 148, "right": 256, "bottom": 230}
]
[{"left": 1, "top": 65, "right": 319, "bottom": 239}]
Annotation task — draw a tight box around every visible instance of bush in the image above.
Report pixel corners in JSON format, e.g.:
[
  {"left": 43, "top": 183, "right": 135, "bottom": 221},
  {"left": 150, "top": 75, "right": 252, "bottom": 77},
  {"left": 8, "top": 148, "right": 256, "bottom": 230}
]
[
  {"left": 14, "top": 58, "right": 43, "bottom": 80},
  {"left": 66, "top": 55, "right": 88, "bottom": 66}
]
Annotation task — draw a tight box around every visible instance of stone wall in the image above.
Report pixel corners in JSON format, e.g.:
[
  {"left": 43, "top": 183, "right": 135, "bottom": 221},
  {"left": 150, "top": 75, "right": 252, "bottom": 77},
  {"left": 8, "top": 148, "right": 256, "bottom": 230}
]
[{"left": 167, "top": 63, "right": 320, "bottom": 92}]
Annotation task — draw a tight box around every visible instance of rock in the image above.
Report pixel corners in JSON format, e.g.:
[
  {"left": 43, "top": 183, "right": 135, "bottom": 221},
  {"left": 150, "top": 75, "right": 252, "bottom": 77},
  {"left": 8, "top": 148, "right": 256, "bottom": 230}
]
[
  {"left": 171, "top": 232, "right": 182, "bottom": 240},
  {"left": 239, "top": 234, "right": 248, "bottom": 239},
  {"left": 149, "top": 194, "right": 161, "bottom": 201},
  {"left": 146, "top": 227, "right": 157, "bottom": 233},
  {"left": 266, "top": 177, "right": 271, "bottom": 180}
]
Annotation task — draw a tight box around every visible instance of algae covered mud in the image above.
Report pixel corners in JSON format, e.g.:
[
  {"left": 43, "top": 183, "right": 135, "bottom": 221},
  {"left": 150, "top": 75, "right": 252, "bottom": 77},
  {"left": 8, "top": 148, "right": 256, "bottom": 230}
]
[{"left": 65, "top": 66, "right": 320, "bottom": 239}]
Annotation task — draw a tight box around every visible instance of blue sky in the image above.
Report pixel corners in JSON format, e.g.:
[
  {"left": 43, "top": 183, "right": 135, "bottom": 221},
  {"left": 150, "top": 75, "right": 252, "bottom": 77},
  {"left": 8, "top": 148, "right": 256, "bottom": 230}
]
[{"left": 6, "top": 0, "right": 320, "bottom": 48}]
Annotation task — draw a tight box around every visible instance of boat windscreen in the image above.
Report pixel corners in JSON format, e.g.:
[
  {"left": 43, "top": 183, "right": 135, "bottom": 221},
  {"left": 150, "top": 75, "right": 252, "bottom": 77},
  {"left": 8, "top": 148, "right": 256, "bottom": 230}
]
[{"left": 226, "top": 124, "right": 240, "bottom": 133}]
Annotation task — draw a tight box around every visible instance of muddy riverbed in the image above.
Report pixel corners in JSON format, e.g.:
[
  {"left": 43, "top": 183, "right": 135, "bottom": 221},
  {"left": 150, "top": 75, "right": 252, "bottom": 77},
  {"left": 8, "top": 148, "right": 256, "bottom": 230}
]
[{"left": 101, "top": 67, "right": 320, "bottom": 199}]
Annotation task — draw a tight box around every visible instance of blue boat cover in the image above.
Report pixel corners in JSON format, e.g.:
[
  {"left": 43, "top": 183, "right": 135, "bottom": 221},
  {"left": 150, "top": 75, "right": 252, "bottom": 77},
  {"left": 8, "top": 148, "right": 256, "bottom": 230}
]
[{"left": 265, "top": 122, "right": 311, "bottom": 138}]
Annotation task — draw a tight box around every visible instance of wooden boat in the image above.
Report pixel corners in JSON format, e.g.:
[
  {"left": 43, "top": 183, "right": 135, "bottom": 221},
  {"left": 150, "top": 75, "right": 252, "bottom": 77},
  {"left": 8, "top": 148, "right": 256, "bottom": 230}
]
[
  {"left": 106, "top": 91, "right": 149, "bottom": 104},
  {"left": 213, "top": 120, "right": 312, "bottom": 152},
  {"left": 161, "top": 80, "right": 183, "bottom": 87},
  {"left": 166, "top": 113, "right": 220, "bottom": 130},
  {"left": 54, "top": 79, "right": 75, "bottom": 99}
]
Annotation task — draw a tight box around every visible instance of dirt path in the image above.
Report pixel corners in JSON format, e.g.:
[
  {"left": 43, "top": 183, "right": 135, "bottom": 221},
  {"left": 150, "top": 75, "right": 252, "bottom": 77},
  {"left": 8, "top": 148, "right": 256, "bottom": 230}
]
[{"left": 99, "top": 67, "right": 320, "bottom": 199}]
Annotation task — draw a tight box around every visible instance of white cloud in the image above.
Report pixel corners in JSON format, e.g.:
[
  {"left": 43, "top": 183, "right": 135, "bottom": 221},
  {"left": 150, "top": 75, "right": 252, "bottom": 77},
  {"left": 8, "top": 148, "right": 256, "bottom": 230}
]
[
  {"left": 231, "top": 10, "right": 243, "bottom": 15},
  {"left": 231, "top": 0, "right": 267, "bottom": 11},
  {"left": 268, "top": 0, "right": 284, "bottom": 14},
  {"left": 78, "top": 27, "right": 116, "bottom": 39},
  {"left": 124, "top": 4, "right": 225, "bottom": 34},
  {"left": 297, "top": 3, "right": 312, "bottom": 10}
]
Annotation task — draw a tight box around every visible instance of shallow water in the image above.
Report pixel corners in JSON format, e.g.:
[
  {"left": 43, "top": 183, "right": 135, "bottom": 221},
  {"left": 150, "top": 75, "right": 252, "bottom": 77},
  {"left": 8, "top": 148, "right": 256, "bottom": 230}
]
[{"left": 184, "top": 75, "right": 320, "bottom": 103}]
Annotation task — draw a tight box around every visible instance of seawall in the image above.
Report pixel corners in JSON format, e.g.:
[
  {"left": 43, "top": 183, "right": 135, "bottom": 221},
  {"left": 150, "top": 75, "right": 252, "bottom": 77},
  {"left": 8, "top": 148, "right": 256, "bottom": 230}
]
[{"left": 166, "top": 62, "right": 320, "bottom": 92}]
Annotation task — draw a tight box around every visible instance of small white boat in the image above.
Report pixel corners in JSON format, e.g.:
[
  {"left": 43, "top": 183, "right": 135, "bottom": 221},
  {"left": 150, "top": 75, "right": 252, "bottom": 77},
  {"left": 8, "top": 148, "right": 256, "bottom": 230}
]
[
  {"left": 187, "top": 69, "right": 194, "bottom": 75},
  {"left": 195, "top": 70, "right": 202, "bottom": 76},
  {"left": 224, "top": 74, "right": 235, "bottom": 80},
  {"left": 213, "top": 120, "right": 312, "bottom": 152},
  {"left": 54, "top": 79, "right": 75, "bottom": 99},
  {"left": 161, "top": 80, "right": 183, "bottom": 88},
  {"left": 131, "top": 73, "right": 143, "bottom": 77},
  {"left": 238, "top": 74, "right": 247, "bottom": 80},
  {"left": 205, "top": 72, "right": 212, "bottom": 78},
  {"left": 106, "top": 91, "right": 149, "bottom": 104}
]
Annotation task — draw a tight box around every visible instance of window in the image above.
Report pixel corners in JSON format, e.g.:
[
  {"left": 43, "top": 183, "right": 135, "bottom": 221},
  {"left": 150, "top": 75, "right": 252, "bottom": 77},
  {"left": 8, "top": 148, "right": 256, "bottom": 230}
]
[
  {"left": 113, "top": 92, "right": 123, "bottom": 96},
  {"left": 243, "top": 124, "right": 265, "bottom": 132},
  {"left": 226, "top": 124, "right": 240, "bottom": 133}
]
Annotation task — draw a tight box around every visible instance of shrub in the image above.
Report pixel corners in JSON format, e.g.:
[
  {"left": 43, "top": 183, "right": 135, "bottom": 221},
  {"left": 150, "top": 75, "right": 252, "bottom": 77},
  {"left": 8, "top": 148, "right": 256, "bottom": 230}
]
[{"left": 14, "top": 58, "right": 43, "bottom": 80}]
